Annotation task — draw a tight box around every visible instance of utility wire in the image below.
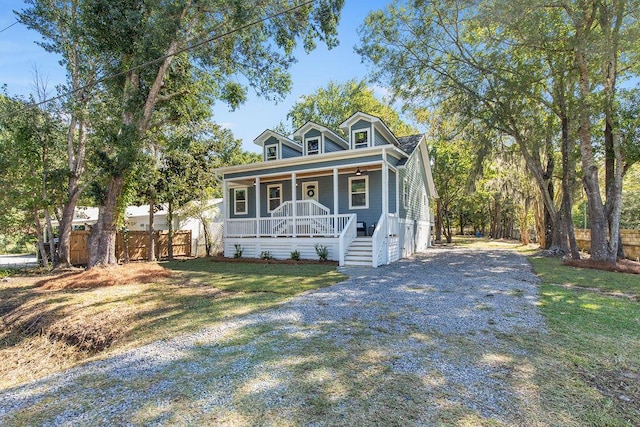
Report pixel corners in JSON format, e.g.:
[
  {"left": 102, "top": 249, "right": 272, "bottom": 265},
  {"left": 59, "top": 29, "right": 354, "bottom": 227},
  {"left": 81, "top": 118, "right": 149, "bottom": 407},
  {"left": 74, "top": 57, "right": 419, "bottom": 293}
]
[
  {"left": 0, "top": 20, "right": 19, "bottom": 33},
  {"left": 2, "top": 0, "right": 316, "bottom": 118}
]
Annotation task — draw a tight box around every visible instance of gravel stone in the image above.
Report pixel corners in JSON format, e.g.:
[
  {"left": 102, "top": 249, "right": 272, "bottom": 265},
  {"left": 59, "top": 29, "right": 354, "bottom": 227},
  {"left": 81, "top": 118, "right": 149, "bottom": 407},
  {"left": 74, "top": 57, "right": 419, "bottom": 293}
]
[{"left": 0, "top": 247, "right": 546, "bottom": 425}]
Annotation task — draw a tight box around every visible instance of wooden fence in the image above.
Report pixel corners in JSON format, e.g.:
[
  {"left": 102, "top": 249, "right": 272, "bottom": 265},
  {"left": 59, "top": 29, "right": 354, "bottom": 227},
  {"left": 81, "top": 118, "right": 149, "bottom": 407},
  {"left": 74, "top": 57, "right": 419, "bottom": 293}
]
[
  {"left": 574, "top": 229, "right": 640, "bottom": 260},
  {"left": 69, "top": 230, "right": 192, "bottom": 265}
]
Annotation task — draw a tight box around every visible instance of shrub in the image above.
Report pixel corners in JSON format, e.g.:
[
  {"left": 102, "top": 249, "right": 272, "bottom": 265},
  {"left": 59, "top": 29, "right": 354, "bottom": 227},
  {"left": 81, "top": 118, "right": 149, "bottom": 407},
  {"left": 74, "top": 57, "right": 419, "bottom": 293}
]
[
  {"left": 314, "top": 244, "right": 329, "bottom": 262},
  {"left": 290, "top": 250, "right": 301, "bottom": 261},
  {"left": 233, "top": 244, "right": 243, "bottom": 258},
  {"left": 260, "top": 251, "right": 274, "bottom": 260}
]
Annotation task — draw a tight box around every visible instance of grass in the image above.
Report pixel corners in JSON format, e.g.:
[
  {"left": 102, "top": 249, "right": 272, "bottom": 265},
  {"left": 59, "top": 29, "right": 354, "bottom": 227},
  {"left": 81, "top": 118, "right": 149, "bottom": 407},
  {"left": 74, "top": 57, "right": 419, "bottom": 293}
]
[
  {"left": 531, "top": 256, "right": 640, "bottom": 298},
  {"left": 525, "top": 255, "right": 640, "bottom": 425},
  {"left": 0, "top": 259, "right": 345, "bottom": 389}
]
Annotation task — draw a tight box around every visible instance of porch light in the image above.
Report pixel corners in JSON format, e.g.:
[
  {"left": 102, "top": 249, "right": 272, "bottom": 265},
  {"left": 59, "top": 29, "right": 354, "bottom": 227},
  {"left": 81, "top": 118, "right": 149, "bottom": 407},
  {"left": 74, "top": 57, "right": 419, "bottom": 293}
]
[{"left": 355, "top": 167, "right": 362, "bottom": 176}]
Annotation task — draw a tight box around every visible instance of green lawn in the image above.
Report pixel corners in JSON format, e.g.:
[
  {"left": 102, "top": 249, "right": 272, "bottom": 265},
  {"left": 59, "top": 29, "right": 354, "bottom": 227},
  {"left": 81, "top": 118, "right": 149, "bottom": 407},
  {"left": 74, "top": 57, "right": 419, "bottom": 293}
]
[
  {"left": 527, "top": 256, "right": 640, "bottom": 425},
  {"left": 0, "top": 259, "right": 346, "bottom": 389}
]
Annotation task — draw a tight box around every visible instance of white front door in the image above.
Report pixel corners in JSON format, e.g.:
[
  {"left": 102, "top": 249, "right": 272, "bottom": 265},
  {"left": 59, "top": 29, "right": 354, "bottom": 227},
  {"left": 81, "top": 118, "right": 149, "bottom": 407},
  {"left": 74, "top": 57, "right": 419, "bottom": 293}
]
[{"left": 302, "top": 181, "right": 319, "bottom": 202}]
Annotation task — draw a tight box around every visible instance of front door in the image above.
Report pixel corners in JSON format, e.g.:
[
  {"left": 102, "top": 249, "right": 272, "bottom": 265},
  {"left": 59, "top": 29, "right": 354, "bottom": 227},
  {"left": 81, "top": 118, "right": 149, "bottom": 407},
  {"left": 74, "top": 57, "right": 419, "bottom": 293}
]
[{"left": 302, "top": 181, "right": 319, "bottom": 202}]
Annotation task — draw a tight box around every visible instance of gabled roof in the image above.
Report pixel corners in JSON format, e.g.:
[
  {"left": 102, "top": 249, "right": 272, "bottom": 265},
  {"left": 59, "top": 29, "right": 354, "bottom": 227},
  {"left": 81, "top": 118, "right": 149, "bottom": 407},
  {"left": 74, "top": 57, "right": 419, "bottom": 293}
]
[
  {"left": 292, "top": 121, "right": 349, "bottom": 148},
  {"left": 253, "top": 129, "right": 302, "bottom": 152},
  {"left": 339, "top": 111, "right": 400, "bottom": 147}
]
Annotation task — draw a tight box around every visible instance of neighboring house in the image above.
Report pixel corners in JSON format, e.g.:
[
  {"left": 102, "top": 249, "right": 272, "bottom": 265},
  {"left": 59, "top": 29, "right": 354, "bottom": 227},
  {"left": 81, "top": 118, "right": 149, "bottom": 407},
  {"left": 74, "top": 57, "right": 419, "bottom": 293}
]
[
  {"left": 50, "top": 199, "right": 224, "bottom": 256},
  {"left": 214, "top": 112, "right": 437, "bottom": 267}
]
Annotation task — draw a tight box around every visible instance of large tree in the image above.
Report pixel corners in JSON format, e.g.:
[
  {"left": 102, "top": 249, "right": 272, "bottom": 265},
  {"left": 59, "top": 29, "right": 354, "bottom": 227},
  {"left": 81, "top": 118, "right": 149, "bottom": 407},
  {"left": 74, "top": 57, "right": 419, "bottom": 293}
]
[
  {"left": 358, "top": 0, "right": 638, "bottom": 262},
  {"left": 18, "top": 0, "right": 99, "bottom": 268},
  {"left": 283, "top": 79, "right": 417, "bottom": 136},
  {"left": 20, "top": 0, "right": 344, "bottom": 268}
]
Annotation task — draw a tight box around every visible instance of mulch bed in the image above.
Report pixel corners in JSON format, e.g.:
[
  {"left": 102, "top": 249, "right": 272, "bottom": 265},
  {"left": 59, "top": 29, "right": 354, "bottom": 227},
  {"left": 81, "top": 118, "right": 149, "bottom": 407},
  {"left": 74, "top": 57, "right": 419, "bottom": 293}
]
[
  {"left": 36, "top": 263, "right": 173, "bottom": 290},
  {"left": 563, "top": 258, "right": 640, "bottom": 275},
  {"left": 209, "top": 256, "right": 338, "bottom": 266}
]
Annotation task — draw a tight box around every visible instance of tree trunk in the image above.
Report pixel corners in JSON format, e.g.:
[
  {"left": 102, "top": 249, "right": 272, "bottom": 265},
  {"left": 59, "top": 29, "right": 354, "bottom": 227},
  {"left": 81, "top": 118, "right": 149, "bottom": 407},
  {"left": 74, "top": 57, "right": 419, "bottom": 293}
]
[
  {"left": 200, "top": 214, "right": 212, "bottom": 257},
  {"left": 435, "top": 199, "right": 442, "bottom": 243},
  {"left": 57, "top": 180, "right": 81, "bottom": 268},
  {"left": 88, "top": 176, "right": 123, "bottom": 268},
  {"left": 148, "top": 198, "right": 156, "bottom": 261},
  {"left": 33, "top": 208, "right": 48, "bottom": 267},
  {"left": 45, "top": 210, "right": 57, "bottom": 267}
]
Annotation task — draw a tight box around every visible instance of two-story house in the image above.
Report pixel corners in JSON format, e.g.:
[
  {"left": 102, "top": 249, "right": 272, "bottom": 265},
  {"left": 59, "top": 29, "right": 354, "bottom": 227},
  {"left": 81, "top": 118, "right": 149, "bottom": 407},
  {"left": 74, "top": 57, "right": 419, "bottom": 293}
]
[{"left": 214, "top": 112, "right": 437, "bottom": 267}]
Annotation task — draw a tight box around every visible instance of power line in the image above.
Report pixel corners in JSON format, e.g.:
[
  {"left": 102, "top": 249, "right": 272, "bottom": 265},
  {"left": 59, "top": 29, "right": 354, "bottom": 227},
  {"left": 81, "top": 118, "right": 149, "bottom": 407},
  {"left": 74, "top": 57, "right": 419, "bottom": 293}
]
[
  {"left": 2, "top": 0, "right": 316, "bottom": 118},
  {"left": 0, "top": 20, "right": 19, "bottom": 33}
]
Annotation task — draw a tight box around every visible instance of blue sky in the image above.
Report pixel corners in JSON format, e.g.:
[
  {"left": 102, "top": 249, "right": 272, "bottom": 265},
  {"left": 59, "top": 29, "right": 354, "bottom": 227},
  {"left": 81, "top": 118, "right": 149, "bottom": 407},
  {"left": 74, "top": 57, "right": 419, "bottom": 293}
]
[{"left": 0, "top": 1, "right": 393, "bottom": 153}]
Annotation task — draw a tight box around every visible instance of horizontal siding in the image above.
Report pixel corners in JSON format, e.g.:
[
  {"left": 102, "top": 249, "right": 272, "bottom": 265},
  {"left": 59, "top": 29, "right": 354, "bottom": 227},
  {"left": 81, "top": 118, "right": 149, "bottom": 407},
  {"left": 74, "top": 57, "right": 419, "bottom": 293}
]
[
  {"left": 229, "top": 186, "right": 256, "bottom": 219},
  {"left": 374, "top": 129, "right": 388, "bottom": 146},
  {"left": 338, "top": 170, "right": 382, "bottom": 229},
  {"left": 401, "top": 146, "right": 430, "bottom": 223},
  {"left": 282, "top": 144, "right": 301, "bottom": 159},
  {"left": 324, "top": 137, "right": 345, "bottom": 153}
]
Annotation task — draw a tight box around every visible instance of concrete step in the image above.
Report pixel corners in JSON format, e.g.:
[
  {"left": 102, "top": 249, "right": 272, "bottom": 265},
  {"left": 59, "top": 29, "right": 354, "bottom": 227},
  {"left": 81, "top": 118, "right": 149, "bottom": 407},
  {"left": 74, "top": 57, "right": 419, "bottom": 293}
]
[{"left": 343, "top": 260, "right": 373, "bottom": 267}]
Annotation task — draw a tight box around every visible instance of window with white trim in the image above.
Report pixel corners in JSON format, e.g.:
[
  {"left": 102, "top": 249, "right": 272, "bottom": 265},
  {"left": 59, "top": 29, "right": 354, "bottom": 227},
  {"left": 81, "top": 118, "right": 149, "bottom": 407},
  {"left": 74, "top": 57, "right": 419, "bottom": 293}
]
[
  {"left": 234, "top": 188, "right": 248, "bottom": 215},
  {"left": 267, "top": 184, "right": 282, "bottom": 212},
  {"left": 265, "top": 144, "right": 278, "bottom": 161},
  {"left": 403, "top": 178, "right": 409, "bottom": 208},
  {"left": 352, "top": 129, "right": 370, "bottom": 149},
  {"left": 348, "top": 176, "right": 369, "bottom": 209},
  {"left": 305, "top": 137, "right": 320, "bottom": 155}
]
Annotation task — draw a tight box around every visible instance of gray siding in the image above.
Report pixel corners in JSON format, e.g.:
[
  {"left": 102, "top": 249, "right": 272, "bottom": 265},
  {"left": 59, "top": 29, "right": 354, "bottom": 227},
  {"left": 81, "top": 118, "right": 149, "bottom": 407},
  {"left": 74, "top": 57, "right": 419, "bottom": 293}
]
[
  {"left": 324, "top": 137, "right": 345, "bottom": 153},
  {"left": 374, "top": 129, "right": 389, "bottom": 146},
  {"left": 337, "top": 170, "right": 382, "bottom": 229},
  {"left": 304, "top": 129, "right": 321, "bottom": 139},
  {"left": 263, "top": 136, "right": 280, "bottom": 161},
  {"left": 297, "top": 175, "right": 335, "bottom": 212},
  {"left": 398, "top": 145, "right": 429, "bottom": 222},
  {"left": 282, "top": 144, "right": 301, "bottom": 159},
  {"left": 229, "top": 186, "right": 256, "bottom": 218}
]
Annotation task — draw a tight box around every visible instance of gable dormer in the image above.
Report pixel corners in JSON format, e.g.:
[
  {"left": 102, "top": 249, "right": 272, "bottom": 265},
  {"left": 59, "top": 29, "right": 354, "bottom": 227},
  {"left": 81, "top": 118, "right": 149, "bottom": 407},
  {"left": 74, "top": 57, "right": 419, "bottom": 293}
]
[
  {"left": 253, "top": 130, "right": 302, "bottom": 161},
  {"left": 339, "top": 112, "right": 400, "bottom": 150},
  {"left": 292, "top": 121, "right": 349, "bottom": 156}
]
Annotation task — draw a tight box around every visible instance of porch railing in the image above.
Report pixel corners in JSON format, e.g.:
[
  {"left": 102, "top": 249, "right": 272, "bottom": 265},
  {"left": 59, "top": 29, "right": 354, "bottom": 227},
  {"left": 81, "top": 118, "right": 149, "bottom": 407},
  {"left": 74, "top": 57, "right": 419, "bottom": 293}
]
[
  {"left": 271, "top": 200, "right": 330, "bottom": 217},
  {"left": 225, "top": 214, "right": 355, "bottom": 237}
]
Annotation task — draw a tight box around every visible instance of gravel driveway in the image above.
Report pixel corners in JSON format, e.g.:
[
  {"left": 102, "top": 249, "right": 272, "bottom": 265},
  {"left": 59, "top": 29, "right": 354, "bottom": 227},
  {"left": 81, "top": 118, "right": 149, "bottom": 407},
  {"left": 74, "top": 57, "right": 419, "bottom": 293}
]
[{"left": 0, "top": 248, "right": 546, "bottom": 426}]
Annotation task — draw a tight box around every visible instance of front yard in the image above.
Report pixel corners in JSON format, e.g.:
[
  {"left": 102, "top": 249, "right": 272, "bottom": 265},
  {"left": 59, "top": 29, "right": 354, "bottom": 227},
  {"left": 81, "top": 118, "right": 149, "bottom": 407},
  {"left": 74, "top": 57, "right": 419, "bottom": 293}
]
[
  {"left": 0, "top": 259, "right": 344, "bottom": 389},
  {"left": 1, "top": 245, "right": 639, "bottom": 425}
]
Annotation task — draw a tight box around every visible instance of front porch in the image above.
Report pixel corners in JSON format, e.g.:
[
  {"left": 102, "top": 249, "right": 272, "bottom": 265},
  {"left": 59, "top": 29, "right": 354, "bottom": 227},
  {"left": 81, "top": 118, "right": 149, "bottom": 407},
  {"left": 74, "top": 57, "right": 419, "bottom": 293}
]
[{"left": 223, "top": 199, "right": 404, "bottom": 267}]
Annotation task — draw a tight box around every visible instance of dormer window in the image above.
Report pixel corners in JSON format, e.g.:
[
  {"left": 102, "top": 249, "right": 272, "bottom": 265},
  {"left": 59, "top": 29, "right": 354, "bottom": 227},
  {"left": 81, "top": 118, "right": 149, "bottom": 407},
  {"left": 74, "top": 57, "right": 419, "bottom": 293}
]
[
  {"left": 306, "top": 137, "right": 320, "bottom": 155},
  {"left": 353, "top": 129, "right": 370, "bottom": 149},
  {"left": 266, "top": 144, "right": 278, "bottom": 161}
]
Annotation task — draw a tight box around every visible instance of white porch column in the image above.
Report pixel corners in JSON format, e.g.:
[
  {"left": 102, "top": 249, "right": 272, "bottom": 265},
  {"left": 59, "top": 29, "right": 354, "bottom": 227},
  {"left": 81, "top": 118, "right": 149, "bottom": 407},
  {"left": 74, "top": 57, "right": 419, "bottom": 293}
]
[
  {"left": 333, "top": 168, "right": 339, "bottom": 235},
  {"left": 291, "top": 172, "right": 297, "bottom": 237},
  {"left": 395, "top": 169, "right": 400, "bottom": 215},
  {"left": 222, "top": 179, "right": 228, "bottom": 237},
  {"left": 382, "top": 149, "right": 389, "bottom": 216},
  {"left": 255, "top": 177, "right": 260, "bottom": 237}
]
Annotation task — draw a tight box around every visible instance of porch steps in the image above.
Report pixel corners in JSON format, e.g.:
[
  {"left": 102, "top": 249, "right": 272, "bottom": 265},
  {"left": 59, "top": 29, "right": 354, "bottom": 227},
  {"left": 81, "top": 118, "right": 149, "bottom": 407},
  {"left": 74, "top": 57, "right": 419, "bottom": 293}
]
[{"left": 344, "top": 237, "right": 373, "bottom": 267}]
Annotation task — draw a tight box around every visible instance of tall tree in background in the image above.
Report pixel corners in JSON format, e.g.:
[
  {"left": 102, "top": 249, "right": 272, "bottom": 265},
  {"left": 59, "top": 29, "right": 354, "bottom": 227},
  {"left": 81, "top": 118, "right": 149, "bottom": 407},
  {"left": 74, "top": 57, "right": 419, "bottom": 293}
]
[
  {"left": 283, "top": 79, "right": 417, "bottom": 136},
  {"left": 0, "top": 94, "right": 66, "bottom": 266},
  {"left": 18, "top": 0, "right": 99, "bottom": 268},
  {"left": 358, "top": 0, "right": 639, "bottom": 262},
  {"left": 20, "top": 0, "right": 344, "bottom": 268}
]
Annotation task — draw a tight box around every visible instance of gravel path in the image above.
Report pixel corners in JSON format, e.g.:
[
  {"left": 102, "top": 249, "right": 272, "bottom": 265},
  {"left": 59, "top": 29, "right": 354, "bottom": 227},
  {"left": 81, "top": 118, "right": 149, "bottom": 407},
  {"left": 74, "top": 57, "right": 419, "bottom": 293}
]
[{"left": 0, "top": 248, "right": 546, "bottom": 426}]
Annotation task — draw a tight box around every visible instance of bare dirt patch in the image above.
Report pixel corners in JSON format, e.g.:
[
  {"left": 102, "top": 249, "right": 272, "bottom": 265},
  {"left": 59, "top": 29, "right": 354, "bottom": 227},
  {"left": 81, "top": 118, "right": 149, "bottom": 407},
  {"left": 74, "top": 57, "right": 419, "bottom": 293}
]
[
  {"left": 577, "top": 367, "right": 640, "bottom": 413},
  {"left": 36, "top": 263, "right": 173, "bottom": 290},
  {"left": 563, "top": 258, "right": 640, "bottom": 275}
]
